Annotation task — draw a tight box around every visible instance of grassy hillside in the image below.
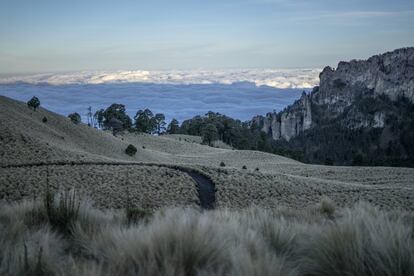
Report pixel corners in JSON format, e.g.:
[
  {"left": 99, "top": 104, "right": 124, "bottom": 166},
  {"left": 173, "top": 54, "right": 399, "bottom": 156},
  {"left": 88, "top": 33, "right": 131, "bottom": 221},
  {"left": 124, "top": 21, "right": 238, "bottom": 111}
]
[
  {"left": 1, "top": 95, "right": 414, "bottom": 210},
  {"left": 1, "top": 95, "right": 414, "bottom": 275}
]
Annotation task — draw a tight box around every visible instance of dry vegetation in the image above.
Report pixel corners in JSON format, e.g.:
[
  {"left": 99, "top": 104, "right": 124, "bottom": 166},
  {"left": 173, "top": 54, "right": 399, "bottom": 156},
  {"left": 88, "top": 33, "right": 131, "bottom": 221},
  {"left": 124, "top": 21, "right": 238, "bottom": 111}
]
[
  {"left": 196, "top": 166, "right": 414, "bottom": 210},
  {"left": 0, "top": 164, "right": 199, "bottom": 210},
  {"left": 0, "top": 195, "right": 413, "bottom": 275},
  {"left": 1, "top": 95, "right": 414, "bottom": 211},
  {"left": 1, "top": 96, "right": 414, "bottom": 275}
]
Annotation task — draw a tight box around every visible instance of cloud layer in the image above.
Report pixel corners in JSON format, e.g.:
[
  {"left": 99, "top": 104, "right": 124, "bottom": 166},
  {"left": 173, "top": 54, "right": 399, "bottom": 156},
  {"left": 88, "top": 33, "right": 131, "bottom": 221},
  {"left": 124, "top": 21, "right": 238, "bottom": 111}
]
[
  {"left": 0, "top": 69, "right": 320, "bottom": 89},
  {"left": 0, "top": 82, "right": 308, "bottom": 123}
]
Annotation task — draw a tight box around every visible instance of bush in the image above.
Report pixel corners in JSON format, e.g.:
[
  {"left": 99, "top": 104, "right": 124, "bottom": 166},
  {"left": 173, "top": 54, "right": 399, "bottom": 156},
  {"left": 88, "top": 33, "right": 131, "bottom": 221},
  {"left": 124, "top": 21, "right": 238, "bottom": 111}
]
[
  {"left": 220, "top": 161, "right": 226, "bottom": 167},
  {"left": 27, "top": 96, "right": 40, "bottom": 111},
  {"left": 125, "top": 144, "right": 137, "bottom": 156},
  {"left": 68, "top": 113, "right": 81, "bottom": 124},
  {"left": 42, "top": 117, "right": 48, "bottom": 123},
  {"left": 242, "top": 165, "right": 247, "bottom": 170}
]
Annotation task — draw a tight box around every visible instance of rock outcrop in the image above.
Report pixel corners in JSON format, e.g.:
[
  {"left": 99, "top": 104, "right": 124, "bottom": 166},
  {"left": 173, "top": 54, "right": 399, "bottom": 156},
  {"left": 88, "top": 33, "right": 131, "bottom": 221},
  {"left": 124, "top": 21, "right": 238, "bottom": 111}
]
[
  {"left": 253, "top": 47, "right": 414, "bottom": 141},
  {"left": 252, "top": 91, "right": 312, "bottom": 141}
]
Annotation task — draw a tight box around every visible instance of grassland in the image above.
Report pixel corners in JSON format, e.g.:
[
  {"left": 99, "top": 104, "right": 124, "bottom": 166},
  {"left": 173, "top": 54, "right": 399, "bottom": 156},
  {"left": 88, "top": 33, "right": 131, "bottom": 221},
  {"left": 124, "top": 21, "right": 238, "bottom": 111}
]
[
  {"left": 1, "top": 95, "right": 414, "bottom": 275},
  {"left": 1, "top": 95, "right": 414, "bottom": 211},
  {"left": 0, "top": 195, "right": 413, "bottom": 275}
]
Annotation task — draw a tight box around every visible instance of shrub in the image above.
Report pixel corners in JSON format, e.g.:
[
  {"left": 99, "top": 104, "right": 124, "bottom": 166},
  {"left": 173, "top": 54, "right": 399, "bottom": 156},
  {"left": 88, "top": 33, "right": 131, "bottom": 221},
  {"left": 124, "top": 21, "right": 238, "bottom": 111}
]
[
  {"left": 27, "top": 96, "right": 40, "bottom": 111},
  {"left": 220, "top": 161, "right": 226, "bottom": 167},
  {"left": 242, "top": 165, "right": 247, "bottom": 170},
  {"left": 125, "top": 144, "right": 137, "bottom": 156},
  {"left": 42, "top": 117, "right": 47, "bottom": 123},
  {"left": 68, "top": 113, "right": 81, "bottom": 124}
]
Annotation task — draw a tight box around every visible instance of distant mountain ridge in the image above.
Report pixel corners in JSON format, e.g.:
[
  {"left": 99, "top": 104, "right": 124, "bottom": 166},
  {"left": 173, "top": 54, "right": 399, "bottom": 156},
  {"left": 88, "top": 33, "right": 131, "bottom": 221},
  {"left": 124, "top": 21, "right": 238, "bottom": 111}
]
[{"left": 252, "top": 47, "right": 414, "bottom": 166}]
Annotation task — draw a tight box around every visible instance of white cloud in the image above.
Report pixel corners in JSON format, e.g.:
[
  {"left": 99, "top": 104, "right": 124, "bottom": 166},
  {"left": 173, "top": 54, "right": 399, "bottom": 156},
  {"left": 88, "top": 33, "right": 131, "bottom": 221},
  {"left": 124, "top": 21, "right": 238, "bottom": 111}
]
[
  {"left": 0, "top": 69, "right": 321, "bottom": 122},
  {"left": 0, "top": 69, "right": 321, "bottom": 89}
]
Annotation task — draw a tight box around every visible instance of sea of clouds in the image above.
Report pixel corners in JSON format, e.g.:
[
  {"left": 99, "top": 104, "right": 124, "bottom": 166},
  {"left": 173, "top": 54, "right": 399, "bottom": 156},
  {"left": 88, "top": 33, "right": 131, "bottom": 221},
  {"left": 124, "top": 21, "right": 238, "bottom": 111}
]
[
  {"left": 0, "top": 69, "right": 320, "bottom": 123},
  {"left": 0, "top": 69, "right": 320, "bottom": 88}
]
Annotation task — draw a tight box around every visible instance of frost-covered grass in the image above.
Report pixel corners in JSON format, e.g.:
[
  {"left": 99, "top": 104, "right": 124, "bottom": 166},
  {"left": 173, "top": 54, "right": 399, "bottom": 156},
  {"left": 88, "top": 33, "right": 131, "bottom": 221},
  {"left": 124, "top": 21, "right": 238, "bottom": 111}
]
[{"left": 1, "top": 196, "right": 413, "bottom": 275}]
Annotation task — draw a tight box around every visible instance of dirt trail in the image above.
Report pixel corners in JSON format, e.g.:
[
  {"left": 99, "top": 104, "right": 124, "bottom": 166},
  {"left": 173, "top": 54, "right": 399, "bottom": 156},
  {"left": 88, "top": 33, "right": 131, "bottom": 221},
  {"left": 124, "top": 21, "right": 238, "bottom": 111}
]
[{"left": 180, "top": 170, "right": 216, "bottom": 210}]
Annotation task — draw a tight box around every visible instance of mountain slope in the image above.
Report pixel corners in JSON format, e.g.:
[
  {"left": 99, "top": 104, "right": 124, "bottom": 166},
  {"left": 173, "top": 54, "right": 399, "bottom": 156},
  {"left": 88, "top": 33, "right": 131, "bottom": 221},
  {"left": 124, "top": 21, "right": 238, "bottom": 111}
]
[
  {"left": 1, "top": 95, "right": 414, "bottom": 211},
  {"left": 252, "top": 47, "right": 414, "bottom": 166},
  {"left": 0, "top": 95, "right": 298, "bottom": 168},
  {"left": 0, "top": 95, "right": 161, "bottom": 164}
]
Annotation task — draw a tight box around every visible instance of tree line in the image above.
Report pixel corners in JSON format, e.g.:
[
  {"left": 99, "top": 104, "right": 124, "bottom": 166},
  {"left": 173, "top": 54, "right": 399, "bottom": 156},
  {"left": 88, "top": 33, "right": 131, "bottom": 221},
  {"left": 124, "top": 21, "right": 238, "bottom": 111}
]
[
  {"left": 27, "top": 96, "right": 297, "bottom": 153},
  {"left": 90, "top": 104, "right": 181, "bottom": 136},
  {"left": 26, "top": 95, "right": 414, "bottom": 167},
  {"left": 69, "top": 103, "right": 180, "bottom": 136},
  {"left": 27, "top": 97, "right": 180, "bottom": 136},
  {"left": 177, "top": 111, "right": 304, "bottom": 156}
]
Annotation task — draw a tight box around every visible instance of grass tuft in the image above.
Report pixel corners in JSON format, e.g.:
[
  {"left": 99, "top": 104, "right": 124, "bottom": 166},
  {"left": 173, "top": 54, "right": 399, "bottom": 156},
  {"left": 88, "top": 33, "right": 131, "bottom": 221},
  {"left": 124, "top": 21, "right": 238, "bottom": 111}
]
[
  {"left": 318, "top": 196, "right": 336, "bottom": 218},
  {"left": 44, "top": 187, "right": 80, "bottom": 236},
  {"left": 1, "top": 198, "right": 413, "bottom": 275},
  {"left": 125, "top": 207, "right": 152, "bottom": 225}
]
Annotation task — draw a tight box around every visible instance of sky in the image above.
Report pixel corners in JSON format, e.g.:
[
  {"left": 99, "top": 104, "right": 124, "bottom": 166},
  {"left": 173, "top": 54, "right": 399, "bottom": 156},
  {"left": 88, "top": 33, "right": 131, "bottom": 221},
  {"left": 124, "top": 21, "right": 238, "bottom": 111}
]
[{"left": 1, "top": 0, "right": 414, "bottom": 74}]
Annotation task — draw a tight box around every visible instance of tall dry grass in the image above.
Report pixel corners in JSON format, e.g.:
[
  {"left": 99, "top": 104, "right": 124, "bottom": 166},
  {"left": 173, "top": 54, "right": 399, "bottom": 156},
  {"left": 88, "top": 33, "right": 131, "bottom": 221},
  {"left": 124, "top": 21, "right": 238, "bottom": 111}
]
[{"left": 0, "top": 195, "right": 413, "bottom": 275}]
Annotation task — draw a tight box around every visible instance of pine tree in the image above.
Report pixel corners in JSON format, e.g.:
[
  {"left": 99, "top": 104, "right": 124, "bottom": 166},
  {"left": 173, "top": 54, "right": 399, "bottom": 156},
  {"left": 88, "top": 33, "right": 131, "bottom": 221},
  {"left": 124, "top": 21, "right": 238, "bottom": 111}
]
[
  {"left": 68, "top": 113, "right": 81, "bottom": 124},
  {"left": 134, "top": 109, "right": 155, "bottom": 133},
  {"left": 201, "top": 123, "right": 218, "bottom": 146},
  {"left": 27, "top": 96, "right": 40, "bottom": 111},
  {"left": 167, "top": 118, "right": 180, "bottom": 134}
]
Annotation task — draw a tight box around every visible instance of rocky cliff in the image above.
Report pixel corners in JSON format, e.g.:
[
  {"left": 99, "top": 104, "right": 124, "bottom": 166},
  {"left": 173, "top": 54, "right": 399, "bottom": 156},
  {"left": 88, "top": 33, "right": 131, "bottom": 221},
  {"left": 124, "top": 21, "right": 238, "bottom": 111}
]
[
  {"left": 251, "top": 91, "right": 312, "bottom": 141},
  {"left": 253, "top": 47, "right": 414, "bottom": 141}
]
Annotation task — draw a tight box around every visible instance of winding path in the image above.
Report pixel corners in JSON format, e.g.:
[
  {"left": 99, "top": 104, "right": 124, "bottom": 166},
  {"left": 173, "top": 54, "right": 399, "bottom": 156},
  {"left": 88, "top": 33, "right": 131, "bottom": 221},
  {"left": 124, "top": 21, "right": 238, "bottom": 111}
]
[{"left": 0, "top": 161, "right": 216, "bottom": 210}]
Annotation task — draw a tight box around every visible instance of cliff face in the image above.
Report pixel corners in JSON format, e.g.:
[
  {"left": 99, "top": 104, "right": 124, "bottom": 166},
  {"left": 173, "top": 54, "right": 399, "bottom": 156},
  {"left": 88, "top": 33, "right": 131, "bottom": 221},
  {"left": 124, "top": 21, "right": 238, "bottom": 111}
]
[
  {"left": 253, "top": 47, "right": 414, "bottom": 141},
  {"left": 252, "top": 92, "right": 312, "bottom": 141},
  {"left": 316, "top": 47, "right": 414, "bottom": 104}
]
